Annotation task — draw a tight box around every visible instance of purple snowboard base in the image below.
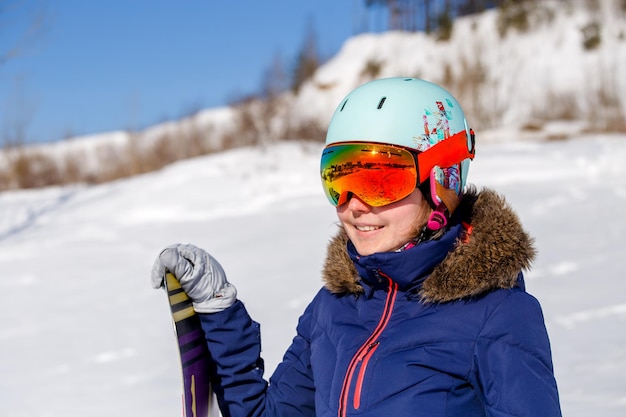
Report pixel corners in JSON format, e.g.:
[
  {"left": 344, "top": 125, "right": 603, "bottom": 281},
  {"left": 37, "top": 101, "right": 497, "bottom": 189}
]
[{"left": 165, "top": 272, "right": 219, "bottom": 417}]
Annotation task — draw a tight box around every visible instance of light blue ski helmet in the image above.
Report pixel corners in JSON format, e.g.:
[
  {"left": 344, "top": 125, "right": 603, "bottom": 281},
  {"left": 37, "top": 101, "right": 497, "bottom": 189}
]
[{"left": 324, "top": 77, "right": 475, "bottom": 216}]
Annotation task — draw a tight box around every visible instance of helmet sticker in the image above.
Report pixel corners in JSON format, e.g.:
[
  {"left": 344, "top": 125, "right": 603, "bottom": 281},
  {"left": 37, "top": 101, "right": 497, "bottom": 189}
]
[{"left": 414, "top": 100, "right": 455, "bottom": 151}]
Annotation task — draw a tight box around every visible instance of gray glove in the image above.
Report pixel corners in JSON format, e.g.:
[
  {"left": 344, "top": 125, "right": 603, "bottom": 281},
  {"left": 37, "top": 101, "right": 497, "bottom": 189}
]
[{"left": 151, "top": 243, "right": 237, "bottom": 313}]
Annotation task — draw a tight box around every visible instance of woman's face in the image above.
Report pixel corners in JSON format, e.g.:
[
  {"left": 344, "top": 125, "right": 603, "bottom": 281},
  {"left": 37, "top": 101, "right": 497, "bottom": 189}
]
[{"left": 336, "top": 189, "right": 431, "bottom": 256}]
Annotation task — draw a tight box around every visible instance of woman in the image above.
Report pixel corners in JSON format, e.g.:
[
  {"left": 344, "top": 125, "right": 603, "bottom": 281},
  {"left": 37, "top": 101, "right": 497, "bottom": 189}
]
[{"left": 152, "top": 77, "right": 562, "bottom": 416}]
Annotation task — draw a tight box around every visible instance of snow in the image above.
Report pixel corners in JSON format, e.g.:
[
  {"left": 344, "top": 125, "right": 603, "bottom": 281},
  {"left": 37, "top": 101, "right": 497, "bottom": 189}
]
[
  {"left": 1, "top": 2, "right": 626, "bottom": 415},
  {"left": 1, "top": 135, "right": 626, "bottom": 416}
]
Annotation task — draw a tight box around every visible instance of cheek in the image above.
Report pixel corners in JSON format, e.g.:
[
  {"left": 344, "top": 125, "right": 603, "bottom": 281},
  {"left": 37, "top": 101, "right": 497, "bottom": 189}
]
[
  {"left": 393, "top": 216, "right": 420, "bottom": 238},
  {"left": 393, "top": 206, "right": 430, "bottom": 237},
  {"left": 335, "top": 207, "right": 349, "bottom": 225}
]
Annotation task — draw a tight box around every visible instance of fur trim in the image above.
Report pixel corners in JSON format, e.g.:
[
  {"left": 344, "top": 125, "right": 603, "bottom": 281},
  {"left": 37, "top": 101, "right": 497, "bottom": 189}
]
[
  {"left": 322, "top": 228, "right": 364, "bottom": 295},
  {"left": 321, "top": 187, "right": 536, "bottom": 303}
]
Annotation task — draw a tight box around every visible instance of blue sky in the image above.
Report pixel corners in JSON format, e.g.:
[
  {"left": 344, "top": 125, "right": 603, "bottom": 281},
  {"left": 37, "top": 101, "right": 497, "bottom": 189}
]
[{"left": 1, "top": 1, "right": 373, "bottom": 143}]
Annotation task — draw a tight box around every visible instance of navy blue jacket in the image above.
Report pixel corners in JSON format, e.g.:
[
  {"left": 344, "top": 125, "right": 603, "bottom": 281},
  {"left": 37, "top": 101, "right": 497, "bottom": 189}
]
[{"left": 199, "top": 188, "right": 562, "bottom": 416}]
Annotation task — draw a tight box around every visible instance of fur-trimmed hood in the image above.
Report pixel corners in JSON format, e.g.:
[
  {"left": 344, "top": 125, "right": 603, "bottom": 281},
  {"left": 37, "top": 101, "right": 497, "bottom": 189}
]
[{"left": 321, "top": 187, "right": 536, "bottom": 303}]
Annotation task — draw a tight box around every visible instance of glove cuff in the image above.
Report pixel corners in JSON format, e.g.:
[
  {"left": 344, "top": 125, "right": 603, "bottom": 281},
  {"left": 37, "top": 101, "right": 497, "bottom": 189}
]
[{"left": 193, "top": 283, "right": 237, "bottom": 313}]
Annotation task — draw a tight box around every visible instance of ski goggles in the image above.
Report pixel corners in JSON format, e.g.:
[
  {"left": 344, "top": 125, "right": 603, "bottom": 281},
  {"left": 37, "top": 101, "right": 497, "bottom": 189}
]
[{"left": 320, "top": 130, "right": 475, "bottom": 207}]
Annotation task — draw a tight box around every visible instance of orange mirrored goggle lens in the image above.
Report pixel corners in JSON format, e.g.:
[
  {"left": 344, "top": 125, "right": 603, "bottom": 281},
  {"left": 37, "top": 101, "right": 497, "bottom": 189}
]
[
  {"left": 320, "top": 143, "right": 418, "bottom": 207},
  {"left": 320, "top": 131, "right": 476, "bottom": 208}
]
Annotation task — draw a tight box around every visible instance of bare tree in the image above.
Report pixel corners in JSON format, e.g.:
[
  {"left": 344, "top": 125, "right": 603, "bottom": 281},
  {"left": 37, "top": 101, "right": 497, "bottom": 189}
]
[
  {"left": 362, "top": 0, "right": 511, "bottom": 33},
  {"left": 0, "top": 0, "right": 47, "bottom": 67},
  {"left": 262, "top": 50, "right": 290, "bottom": 100},
  {"left": 424, "top": 0, "right": 433, "bottom": 33},
  {"left": 1, "top": 0, "right": 48, "bottom": 148},
  {"left": 292, "top": 19, "right": 320, "bottom": 94},
  {"left": 2, "top": 75, "right": 35, "bottom": 147},
  {"left": 365, "top": 0, "right": 422, "bottom": 32},
  {"left": 458, "top": 0, "right": 490, "bottom": 16}
]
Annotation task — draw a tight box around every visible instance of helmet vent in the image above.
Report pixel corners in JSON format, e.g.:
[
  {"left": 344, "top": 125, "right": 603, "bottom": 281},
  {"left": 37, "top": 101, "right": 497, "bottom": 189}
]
[
  {"left": 340, "top": 99, "right": 348, "bottom": 112},
  {"left": 377, "top": 97, "right": 387, "bottom": 109}
]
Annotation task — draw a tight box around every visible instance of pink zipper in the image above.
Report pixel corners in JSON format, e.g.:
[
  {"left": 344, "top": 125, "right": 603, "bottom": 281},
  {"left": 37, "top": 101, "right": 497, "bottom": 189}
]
[
  {"left": 353, "top": 341, "right": 380, "bottom": 409},
  {"left": 338, "top": 275, "right": 397, "bottom": 417}
]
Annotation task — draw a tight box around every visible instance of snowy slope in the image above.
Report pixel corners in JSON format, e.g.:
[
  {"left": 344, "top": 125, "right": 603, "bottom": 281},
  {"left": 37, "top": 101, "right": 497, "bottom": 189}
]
[{"left": 1, "top": 134, "right": 626, "bottom": 416}]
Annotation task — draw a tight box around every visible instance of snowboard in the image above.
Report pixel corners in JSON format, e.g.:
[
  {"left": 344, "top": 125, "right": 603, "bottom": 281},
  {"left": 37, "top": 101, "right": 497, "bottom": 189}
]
[{"left": 164, "top": 271, "right": 219, "bottom": 417}]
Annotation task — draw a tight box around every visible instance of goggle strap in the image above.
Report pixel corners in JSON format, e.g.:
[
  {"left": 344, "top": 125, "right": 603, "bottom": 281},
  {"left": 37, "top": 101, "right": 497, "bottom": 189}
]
[{"left": 417, "top": 130, "right": 475, "bottom": 183}]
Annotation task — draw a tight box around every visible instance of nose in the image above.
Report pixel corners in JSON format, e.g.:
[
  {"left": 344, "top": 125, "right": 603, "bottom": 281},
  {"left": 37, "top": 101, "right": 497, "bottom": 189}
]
[{"left": 345, "top": 193, "right": 372, "bottom": 213}]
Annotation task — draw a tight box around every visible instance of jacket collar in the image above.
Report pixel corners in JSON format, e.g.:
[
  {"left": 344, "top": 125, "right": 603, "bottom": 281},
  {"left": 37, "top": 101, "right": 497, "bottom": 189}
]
[
  {"left": 346, "top": 223, "right": 463, "bottom": 295},
  {"left": 321, "top": 187, "right": 536, "bottom": 303}
]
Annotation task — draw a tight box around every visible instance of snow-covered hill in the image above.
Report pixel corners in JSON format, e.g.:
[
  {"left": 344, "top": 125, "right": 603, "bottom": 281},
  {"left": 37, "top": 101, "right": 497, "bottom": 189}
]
[{"left": 294, "top": 2, "right": 626, "bottom": 134}]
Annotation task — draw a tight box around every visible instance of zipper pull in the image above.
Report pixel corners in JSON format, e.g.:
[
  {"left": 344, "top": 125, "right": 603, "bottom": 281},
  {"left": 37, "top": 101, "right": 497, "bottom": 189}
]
[{"left": 357, "top": 341, "right": 380, "bottom": 361}]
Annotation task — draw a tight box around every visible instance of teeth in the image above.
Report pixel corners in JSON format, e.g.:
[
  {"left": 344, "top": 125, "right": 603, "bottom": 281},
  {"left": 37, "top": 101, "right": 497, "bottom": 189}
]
[{"left": 355, "top": 225, "right": 381, "bottom": 232}]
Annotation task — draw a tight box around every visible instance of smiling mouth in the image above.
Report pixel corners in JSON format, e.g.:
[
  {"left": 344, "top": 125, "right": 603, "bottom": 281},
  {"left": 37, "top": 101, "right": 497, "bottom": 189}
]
[{"left": 355, "top": 225, "right": 383, "bottom": 232}]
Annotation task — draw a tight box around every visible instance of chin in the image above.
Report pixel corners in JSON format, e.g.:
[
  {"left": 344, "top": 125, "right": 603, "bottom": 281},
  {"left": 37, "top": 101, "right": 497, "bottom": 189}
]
[{"left": 353, "top": 243, "right": 393, "bottom": 256}]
